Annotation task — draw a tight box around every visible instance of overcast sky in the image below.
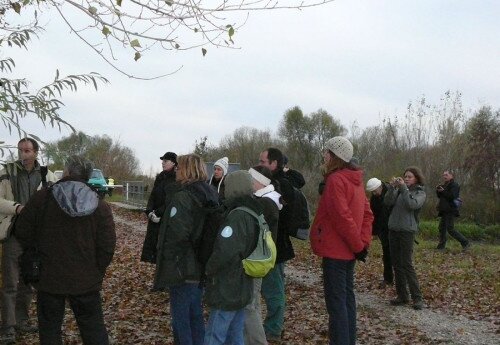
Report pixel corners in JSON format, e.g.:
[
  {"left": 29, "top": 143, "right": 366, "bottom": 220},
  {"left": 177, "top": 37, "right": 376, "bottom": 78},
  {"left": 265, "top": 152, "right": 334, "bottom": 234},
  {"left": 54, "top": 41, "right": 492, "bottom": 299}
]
[{"left": 3, "top": 0, "right": 499, "bottom": 174}]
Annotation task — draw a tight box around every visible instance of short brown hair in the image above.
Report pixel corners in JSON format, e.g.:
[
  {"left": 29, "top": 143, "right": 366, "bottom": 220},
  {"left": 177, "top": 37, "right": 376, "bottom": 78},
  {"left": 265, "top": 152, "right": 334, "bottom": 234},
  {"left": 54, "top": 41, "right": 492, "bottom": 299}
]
[
  {"left": 176, "top": 154, "right": 207, "bottom": 184},
  {"left": 404, "top": 166, "right": 425, "bottom": 185}
]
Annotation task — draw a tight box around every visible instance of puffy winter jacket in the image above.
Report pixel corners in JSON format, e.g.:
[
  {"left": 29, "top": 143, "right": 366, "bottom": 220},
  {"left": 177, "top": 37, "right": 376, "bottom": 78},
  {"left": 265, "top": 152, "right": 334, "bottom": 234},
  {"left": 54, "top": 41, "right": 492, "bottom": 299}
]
[
  {"left": 15, "top": 177, "right": 116, "bottom": 295},
  {"left": 310, "top": 168, "right": 373, "bottom": 260}
]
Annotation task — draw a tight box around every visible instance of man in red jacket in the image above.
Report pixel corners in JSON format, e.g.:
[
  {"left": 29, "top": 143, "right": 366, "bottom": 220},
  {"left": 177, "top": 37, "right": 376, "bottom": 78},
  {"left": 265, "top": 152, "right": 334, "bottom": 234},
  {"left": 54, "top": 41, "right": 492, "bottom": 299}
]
[{"left": 15, "top": 156, "right": 116, "bottom": 345}]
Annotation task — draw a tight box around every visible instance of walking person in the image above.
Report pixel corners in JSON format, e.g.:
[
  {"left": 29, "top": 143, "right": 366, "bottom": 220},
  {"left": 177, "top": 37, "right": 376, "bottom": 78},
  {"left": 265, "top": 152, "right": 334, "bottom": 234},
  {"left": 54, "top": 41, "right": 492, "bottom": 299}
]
[
  {"left": 436, "top": 170, "right": 470, "bottom": 251},
  {"left": 0, "top": 138, "right": 57, "bottom": 344},
  {"left": 154, "top": 154, "right": 219, "bottom": 345},
  {"left": 384, "top": 167, "right": 426, "bottom": 310},
  {"left": 141, "top": 151, "right": 179, "bottom": 264},
  {"left": 366, "top": 177, "right": 394, "bottom": 288},
  {"left": 310, "top": 137, "right": 373, "bottom": 345},
  {"left": 15, "top": 156, "right": 116, "bottom": 345}
]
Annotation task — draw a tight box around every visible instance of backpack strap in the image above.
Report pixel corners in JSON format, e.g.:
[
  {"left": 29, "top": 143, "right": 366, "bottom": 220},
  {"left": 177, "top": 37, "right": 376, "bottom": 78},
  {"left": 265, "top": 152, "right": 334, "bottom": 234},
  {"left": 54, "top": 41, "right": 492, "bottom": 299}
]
[{"left": 230, "top": 206, "right": 269, "bottom": 231}]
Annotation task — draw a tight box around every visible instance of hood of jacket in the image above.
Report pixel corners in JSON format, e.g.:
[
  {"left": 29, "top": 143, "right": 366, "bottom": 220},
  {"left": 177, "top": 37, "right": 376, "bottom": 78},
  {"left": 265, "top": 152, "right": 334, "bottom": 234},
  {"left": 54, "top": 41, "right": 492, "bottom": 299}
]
[
  {"left": 184, "top": 180, "right": 220, "bottom": 207},
  {"left": 326, "top": 167, "right": 363, "bottom": 187},
  {"left": 52, "top": 179, "right": 99, "bottom": 217},
  {"left": 254, "top": 185, "right": 283, "bottom": 210}
]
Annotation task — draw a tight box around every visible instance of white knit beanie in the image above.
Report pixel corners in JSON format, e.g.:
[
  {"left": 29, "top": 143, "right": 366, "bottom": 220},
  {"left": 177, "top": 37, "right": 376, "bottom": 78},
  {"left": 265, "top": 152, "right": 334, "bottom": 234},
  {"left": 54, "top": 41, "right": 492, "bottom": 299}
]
[
  {"left": 366, "top": 178, "right": 382, "bottom": 192},
  {"left": 248, "top": 168, "right": 271, "bottom": 186},
  {"left": 214, "top": 157, "right": 229, "bottom": 176},
  {"left": 324, "top": 136, "right": 353, "bottom": 163}
]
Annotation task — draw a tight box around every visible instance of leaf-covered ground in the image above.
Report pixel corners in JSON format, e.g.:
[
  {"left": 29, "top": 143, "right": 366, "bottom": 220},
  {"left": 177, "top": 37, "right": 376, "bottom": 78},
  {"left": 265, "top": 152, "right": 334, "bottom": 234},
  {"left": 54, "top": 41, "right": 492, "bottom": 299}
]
[{"left": 17, "top": 205, "right": 499, "bottom": 344}]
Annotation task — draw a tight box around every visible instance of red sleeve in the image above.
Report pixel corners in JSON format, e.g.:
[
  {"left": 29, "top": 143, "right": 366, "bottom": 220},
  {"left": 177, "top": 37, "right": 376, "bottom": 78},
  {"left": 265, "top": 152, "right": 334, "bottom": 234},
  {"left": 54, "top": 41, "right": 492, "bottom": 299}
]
[
  {"left": 361, "top": 198, "right": 373, "bottom": 248},
  {"left": 323, "top": 175, "right": 364, "bottom": 254}
]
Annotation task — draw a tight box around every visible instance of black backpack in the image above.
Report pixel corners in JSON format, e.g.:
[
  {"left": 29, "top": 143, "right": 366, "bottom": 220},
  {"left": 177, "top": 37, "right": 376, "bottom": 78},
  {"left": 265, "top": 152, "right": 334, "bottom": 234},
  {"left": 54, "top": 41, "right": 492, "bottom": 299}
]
[{"left": 287, "top": 186, "right": 310, "bottom": 240}]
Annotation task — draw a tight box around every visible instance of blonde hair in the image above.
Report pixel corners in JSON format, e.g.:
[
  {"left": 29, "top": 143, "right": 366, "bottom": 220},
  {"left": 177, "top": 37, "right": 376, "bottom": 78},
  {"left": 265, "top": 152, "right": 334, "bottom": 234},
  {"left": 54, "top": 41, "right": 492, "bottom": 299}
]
[{"left": 176, "top": 154, "right": 208, "bottom": 184}]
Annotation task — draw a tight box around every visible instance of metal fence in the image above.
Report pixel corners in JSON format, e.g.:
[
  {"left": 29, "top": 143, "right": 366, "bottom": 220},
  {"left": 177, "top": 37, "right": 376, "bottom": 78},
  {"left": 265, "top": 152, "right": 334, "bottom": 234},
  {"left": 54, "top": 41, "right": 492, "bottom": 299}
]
[{"left": 121, "top": 181, "right": 149, "bottom": 208}]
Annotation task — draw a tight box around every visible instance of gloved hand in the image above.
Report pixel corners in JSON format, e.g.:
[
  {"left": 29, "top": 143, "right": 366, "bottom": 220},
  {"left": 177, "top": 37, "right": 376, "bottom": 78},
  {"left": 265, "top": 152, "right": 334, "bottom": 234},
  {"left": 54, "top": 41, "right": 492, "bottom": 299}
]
[
  {"left": 354, "top": 248, "right": 368, "bottom": 262},
  {"left": 148, "top": 211, "right": 161, "bottom": 223}
]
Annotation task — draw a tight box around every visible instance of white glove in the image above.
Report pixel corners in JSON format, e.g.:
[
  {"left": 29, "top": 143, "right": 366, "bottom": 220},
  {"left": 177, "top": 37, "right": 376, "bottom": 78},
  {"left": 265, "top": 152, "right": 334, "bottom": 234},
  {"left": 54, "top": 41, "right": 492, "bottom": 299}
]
[{"left": 148, "top": 212, "right": 161, "bottom": 223}]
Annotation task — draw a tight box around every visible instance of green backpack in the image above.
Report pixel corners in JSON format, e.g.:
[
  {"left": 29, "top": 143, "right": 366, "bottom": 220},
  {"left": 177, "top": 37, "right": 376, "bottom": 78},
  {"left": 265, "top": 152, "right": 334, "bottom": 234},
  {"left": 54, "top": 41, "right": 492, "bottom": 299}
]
[{"left": 230, "top": 206, "right": 277, "bottom": 278}]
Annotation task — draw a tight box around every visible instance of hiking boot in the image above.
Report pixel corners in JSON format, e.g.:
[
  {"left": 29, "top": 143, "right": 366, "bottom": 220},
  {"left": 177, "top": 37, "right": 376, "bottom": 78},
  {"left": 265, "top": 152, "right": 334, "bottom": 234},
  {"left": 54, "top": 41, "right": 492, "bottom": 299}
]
[
  {"left": 390, "top": 298, "right": 409, "bottom": 306},
  {"left": 0, "top": 327, "right": 16, "bottom": 344},
  {"left": 15, "top": 320, "right": 38, "bottom": 334},
  {"left": 412, "top": 300, "right": 424, "bottom": 310}
]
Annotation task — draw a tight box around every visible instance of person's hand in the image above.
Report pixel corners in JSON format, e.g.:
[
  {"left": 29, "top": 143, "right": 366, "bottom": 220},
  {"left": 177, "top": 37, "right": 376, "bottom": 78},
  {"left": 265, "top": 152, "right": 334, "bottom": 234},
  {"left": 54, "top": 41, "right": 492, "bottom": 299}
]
[
  {"left": 150, "top": 214, "right": 161, "bottom": 223},
  {"left": 354, "top": 248, "right": 368, "bottom": 262},
  {"left": 436, "top": 185, "right": 444, "bottom": 192},
  {"left": 15, "top": 205, "right": 24, "bottom": 214}
]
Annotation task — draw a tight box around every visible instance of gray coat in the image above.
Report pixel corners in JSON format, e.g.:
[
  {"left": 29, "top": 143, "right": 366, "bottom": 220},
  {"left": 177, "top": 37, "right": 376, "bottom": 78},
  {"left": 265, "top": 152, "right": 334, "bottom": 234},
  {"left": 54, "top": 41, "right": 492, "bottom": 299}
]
[{"left": 384, "top": 184, "right": 426, "bottom": 233}]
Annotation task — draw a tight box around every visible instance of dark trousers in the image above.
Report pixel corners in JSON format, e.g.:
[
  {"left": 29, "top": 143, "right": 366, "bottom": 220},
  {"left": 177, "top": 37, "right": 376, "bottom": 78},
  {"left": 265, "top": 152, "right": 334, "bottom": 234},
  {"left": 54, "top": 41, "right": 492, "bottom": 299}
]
[
  {"left": 322, "top": 258, "right": 356, "bottom": 345},
  {"left": 438, "top": 214, "right": 468, "bottom": 248},
  {"left": 378, "top": 231, "right": 393, "bottom": 284},
  {"left": 37, "top": 290, "right": 109, "bottom": 345},
  {"left": 389, "top": 231, "right": 422, "bottom": 302}
]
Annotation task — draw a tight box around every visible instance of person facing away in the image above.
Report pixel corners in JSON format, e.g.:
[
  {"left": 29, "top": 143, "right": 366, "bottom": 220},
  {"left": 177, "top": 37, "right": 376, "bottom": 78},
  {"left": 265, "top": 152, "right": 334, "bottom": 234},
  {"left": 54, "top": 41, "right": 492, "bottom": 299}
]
[
  {"left": 154, "top": 154, "right": 219, "bottom": 345},
  {"left": 15, "top": 155, "right": 116, "bottom": 345},
  {"left": 209, "top": 156, "right": 229, "bottom": 199},
  {"left": 366, "top": 177, "right": 394, "bottom": 288},
  {"left": 258, "top": 147, "right": 295, "bottom": 342},
  {"left": 384, "top": 167, "right": 426, "bottom": 311},
  {"left": 203, "top": 170, "right": 263, "bottom": 345},
  {"left": 244, "top": 165, "right": 283, "bottom": 345},
  {"left": 310, "top": 136, "right": 373, "bottom": 345},
  {"left": 0, "top": 138, "right": 57, "bottom": 344},
  {"left": 282, "top": 154, "right": 305, "bottom": 189},
  {"left": 436, "top": 170, "right": 470, "bottom": 251},
  {"left": 140, "top": 151, "right": 180, "bottom": 264}
]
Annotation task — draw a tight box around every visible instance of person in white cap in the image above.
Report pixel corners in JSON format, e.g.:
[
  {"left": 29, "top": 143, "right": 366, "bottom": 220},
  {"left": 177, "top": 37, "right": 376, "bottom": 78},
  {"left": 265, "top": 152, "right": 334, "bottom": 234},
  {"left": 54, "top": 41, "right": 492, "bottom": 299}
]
[
  {"left": 310, "top": 136, "right": 373, "bottom": 345},
  {"left": 244, "top": 165, "right": 282, "bottom": 345},
  {"left": 366, "top": 177, "right": 394, "bottom": 289},
  {"left": 209, "top": 157, "right": 229, "bottom": 199}
]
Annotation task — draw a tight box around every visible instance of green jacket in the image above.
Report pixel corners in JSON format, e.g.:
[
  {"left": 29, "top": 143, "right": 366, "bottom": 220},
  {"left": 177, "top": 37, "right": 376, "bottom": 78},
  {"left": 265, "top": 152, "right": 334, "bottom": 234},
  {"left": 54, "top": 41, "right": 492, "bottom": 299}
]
[
  {"left": 204, "top": 196, "right": 262, "bottom": 311},
  {"left": 384, "top": 184, "right": 426, "bottom": 233},
  {"left": 153, "top": 181, "right": 219, "bottom": 289}
]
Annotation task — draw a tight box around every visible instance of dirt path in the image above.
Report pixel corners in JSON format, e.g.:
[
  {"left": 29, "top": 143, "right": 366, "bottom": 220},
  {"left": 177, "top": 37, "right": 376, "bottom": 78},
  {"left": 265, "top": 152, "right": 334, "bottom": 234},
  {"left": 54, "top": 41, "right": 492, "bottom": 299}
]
[{"left": 286, "top": 265, "right": 499, "bottom": 345}]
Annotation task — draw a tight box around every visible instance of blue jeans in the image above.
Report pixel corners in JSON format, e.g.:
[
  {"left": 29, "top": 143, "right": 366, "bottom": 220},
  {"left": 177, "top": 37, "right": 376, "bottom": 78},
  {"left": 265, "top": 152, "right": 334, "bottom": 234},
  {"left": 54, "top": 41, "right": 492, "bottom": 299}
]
[
  {"left": 204, "top": 309, "right": 245, "bottom": 345},
  {"left": 322, "top": 258, "right": 356, "bottom": 345},
  {"left": 169, "top": 283, "right": 205, "bottom": 345}
]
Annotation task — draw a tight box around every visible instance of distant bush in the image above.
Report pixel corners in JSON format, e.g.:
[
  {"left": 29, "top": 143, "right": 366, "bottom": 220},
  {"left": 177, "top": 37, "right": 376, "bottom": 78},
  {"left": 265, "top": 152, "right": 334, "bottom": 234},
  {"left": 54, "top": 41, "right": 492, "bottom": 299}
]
[{"left": 418, "top": 220, "right": 499, "bottom": 242}]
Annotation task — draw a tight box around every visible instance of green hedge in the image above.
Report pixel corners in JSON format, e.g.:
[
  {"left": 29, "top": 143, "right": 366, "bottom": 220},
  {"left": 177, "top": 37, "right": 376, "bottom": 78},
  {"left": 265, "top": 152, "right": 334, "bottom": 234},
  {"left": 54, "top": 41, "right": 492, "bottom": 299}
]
[{"left": 418, "top": 220, "right": 500, "bottom": 242}]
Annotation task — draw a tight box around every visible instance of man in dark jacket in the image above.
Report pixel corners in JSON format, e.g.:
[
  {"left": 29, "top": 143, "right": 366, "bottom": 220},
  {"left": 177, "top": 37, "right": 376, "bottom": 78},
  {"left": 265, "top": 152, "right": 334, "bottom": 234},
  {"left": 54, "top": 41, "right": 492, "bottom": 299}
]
[
  {"left": 15, "top": 156, "right": 116, "bottom": 345},
  {"left": 204, "top": 170, "right": 262, "bottom": 345},
  {"left": 436, "top": 170, "right": 470, "bottom": 250},
  {"left": 366, "top": 178, "right": 394, "bottom": 288},
  {"left": 258, "top": 147, "right": 295, "bottom": 341}
]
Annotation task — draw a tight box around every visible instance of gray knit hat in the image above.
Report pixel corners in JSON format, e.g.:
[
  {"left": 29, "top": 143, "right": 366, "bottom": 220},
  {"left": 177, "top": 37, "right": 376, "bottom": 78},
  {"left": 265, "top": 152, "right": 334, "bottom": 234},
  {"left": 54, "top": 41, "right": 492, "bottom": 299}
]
[
  {"left": 225, "top": 171, "right": 253, "bottom": 199},
  {"left": 324, "top": 136, "right": 353, "bottom": 162}
]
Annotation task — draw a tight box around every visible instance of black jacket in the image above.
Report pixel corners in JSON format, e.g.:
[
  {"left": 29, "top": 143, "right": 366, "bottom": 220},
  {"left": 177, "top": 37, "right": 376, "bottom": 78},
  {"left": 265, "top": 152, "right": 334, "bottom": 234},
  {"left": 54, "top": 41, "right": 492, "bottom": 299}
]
[
  {"left": 369, "top": 182, "right": 392, "bottom": 236},
  {"left": 437, "top": 179, "right": 460, "bottom": 217},
  {"left": 273, "top": 170, "right": 295, "bottom": 263},
  {"left": 154, "top": 181, "right": 219, "bottom": 289},
  {"left": 141, "top": 170, "right": 180, "bottom": 263}
]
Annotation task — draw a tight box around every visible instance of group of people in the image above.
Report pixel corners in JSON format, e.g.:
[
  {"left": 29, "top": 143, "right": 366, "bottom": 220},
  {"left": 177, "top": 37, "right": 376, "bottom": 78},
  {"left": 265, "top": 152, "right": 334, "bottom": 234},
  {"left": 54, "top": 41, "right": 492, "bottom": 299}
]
[
  {"left": 0, "top": 136, "right": 470, "bottom": 345},
  {"left": 366, "top": 168, "right": 469, "bottom": 312}
]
